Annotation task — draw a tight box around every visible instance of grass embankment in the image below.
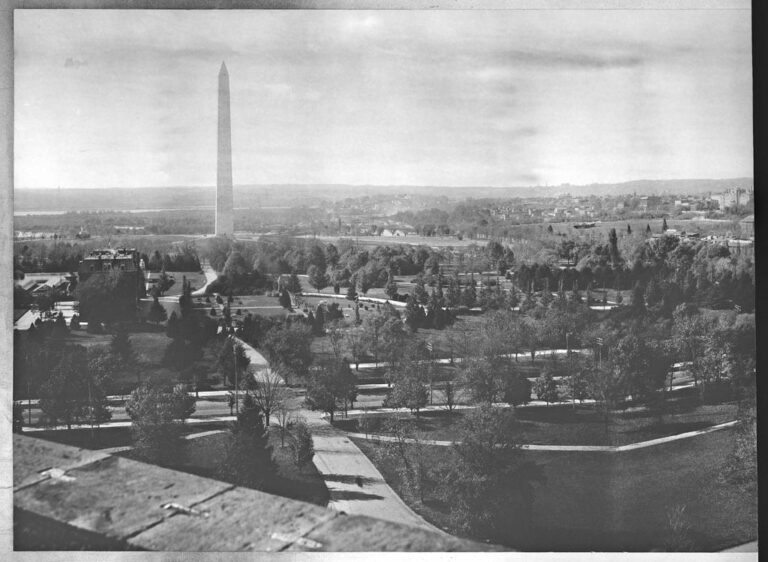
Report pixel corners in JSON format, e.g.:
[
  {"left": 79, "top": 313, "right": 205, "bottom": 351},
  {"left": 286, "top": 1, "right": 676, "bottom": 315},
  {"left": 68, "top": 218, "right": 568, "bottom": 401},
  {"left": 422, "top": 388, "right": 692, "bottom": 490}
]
[
  {"left": 334, "top": 401, "right": 738, "bottom": 447},
  {"left": 181, "top": 430, "right": 329, "bottom": 507},
  {"left": 352, "top": 427, "right": 756, "bottom": 551}
]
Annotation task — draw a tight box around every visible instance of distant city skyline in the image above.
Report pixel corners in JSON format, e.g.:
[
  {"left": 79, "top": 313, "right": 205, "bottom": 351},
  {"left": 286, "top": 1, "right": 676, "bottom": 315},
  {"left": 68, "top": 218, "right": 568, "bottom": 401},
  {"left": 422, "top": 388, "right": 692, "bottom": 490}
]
[{"left": 15, "top": 8, "right": 752, "bottom": 190}]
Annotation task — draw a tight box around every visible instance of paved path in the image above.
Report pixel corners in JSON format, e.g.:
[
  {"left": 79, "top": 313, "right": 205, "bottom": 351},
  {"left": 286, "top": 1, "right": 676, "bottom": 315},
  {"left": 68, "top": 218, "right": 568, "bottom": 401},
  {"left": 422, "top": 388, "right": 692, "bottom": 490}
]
[
  {"left": 231, "top": 338, "right": 444, "bottom": 534},
  {"left": 191, "top": 262, "right": 219, "bottom": 296},
  {"left": 342, "top": 420, "right": 740, "bottom": 453}
]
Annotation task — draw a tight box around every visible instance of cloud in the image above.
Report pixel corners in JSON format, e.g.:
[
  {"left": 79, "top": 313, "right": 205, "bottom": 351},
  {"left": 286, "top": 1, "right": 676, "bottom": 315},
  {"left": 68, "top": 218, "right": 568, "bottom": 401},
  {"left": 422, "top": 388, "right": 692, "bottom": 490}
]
[
  {"left": 493, "top": 48, "right": 644, "bottom": 70},
  {"left": 64, "top": 57, "right": 87, "bottom": 68}
]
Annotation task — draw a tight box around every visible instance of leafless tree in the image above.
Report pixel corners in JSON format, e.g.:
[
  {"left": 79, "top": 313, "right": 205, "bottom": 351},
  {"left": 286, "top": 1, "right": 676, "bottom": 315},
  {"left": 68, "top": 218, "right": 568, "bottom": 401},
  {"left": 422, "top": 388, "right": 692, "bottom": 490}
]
[
  {"left": 248, "top": 367, "right": 286, "bottom": 427},
  {"left": 274, "top": 399, "right": 293, "bottom": 447}
]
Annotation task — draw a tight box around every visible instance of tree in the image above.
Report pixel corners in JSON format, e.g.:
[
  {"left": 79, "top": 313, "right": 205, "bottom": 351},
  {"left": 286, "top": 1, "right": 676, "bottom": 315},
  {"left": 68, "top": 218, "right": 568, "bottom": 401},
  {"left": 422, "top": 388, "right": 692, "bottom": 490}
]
[
  {"left": 404, "top": 295, "right": 423, "bottom": 332},
  {"left": 147, "top": 297, "right": 168, "bottom": 324},
  {"left": 274, "top": 400, "right": 293, "bottom": 448},
  {"left": 216, "top": 393, "right": 276, "bottom": 489},
  {"left": 462, "top": 283, "right": 477, "bottom": 308},
  {"left": 566, "top": 364, "right": 590, "bottom": 405},
  {"left": 304, "top": 359, "right": 356, "bottom": 422},
  {"left": 52, "top": 312, "right": 68, "bottom": 338},
  {"left": 285, "top": 272, "right": 303, "bottom": 294},
  {"left": 434, "top": 405, "right": 546, "bottom": 545},
  {"left": 385, "top": 270, "right": 399, "bottom": 300},
  {"left": 413, "top": 276, "right": 429, "bottom": 305},
  {"left": 218, "top": 338, "right": 251, "bottom": 388},
  {"left": 384, "top": 373, "right": 428, "bottom": 417},
  {"left": 261, "top": 323, "right": 313, "bottom": 384},
  {"left": 586, "top": 366, "right": 624, "bottom": 432},
  {"left": 443, "top": 379, "right": 462, "bottom": 412},
  {"left": 39, "top": 345, "right": 112, "bottom": 431},
  {"left": 291, "top": 419, "right": 315, "bottom": 469},
  {"left": 278, "top": 288, "right": 292, "bottom": 309},
  {"left": 346, "top": 326, "right": 367, "bottom": 371},
  {"left": 460, "top": 357, "right": 500, "bottom": 404},
  {"left": 307, "top": 264, "right": 329, "bottom": 292},
  {"left": 345, "top": 280, "right": 358, "bottom": 301},
  {"left": 662, "top": 218, "right": 668, "bottom": 232},
  {"left": 380, "top": 316, "right": 408, "bottom": 374},
  {"left": 533, "top": 369, "right": 560, "bottom": 405},
  {"left": 362, "top": 312, "right": 387, "bottom": 364},
  {"left": 69, "top": 313, "right": 81, "bottom": 330},
  {"left": 247, "top": 368, "right": 286, "bottom": 427},
  {"left": 110, "top": 324, "right": 137, "bottom": 365},
  {"left": 125, "top": 379, "right": 195, "bottom": 466},
  {"left": 166, "top": 311, "right": 180, "bottom": 339},
  {"left": 502, "top": 371, "right": 532, "bottom": 409},
  {"left": 75, "top": 270, "right": 138, "bottom": 325}
]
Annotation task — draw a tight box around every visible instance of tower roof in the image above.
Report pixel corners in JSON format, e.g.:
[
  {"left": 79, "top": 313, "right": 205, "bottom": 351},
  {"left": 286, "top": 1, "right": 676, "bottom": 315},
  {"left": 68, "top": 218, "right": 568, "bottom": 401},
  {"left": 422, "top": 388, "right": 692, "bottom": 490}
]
[{"left": 219, "top": 61, "right": 228, "bottom": 75}]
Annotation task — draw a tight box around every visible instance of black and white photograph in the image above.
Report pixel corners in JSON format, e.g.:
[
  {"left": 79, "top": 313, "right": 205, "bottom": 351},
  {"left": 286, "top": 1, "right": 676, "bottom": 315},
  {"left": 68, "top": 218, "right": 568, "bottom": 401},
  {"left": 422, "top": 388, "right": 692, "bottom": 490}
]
[{"left": 6, "top": 1, "right": 757, "bottom": 555}]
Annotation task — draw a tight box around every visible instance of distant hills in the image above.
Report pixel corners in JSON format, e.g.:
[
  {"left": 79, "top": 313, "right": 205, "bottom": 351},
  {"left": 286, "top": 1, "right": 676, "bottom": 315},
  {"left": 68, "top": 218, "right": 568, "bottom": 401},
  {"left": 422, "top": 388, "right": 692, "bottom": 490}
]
[{"left": 14, "top": 178, "right": 753, "bottom": 213}]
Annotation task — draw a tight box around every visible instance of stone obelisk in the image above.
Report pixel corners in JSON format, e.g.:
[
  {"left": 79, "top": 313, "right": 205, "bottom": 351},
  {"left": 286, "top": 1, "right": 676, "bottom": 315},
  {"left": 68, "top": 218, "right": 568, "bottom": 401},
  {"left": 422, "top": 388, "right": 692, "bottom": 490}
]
[{"left": 215, "top": 61, "right": 234, "bottom": 236}]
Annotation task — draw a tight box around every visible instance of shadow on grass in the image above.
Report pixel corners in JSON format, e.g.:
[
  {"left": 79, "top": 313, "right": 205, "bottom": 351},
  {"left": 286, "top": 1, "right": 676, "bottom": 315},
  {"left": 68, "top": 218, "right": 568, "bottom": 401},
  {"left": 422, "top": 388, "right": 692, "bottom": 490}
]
[
  {"left": 321, "top": 474, "right": 380, "bottom": 486},
  {"left": 331, "top": 490, "right": 385, "bottom": 501}
]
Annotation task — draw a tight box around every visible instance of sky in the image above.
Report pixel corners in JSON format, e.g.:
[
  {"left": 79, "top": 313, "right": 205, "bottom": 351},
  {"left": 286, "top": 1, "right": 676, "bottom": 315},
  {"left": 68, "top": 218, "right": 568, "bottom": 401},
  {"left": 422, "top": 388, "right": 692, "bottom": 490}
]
[{"left": 14, "top": 8, "right": 752, "bottom": 189}]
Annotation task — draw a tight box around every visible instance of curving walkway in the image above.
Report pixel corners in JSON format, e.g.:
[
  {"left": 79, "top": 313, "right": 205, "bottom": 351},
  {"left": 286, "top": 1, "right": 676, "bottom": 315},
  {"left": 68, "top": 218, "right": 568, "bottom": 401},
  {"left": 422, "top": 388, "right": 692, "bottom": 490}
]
[
  {"left": 233, "top": 338, "right": 446, "bottom": 535},
  {"left": 191, "top": 261, "right": 219, "bottom": 296},
  {"left": 340, "top": 420, "right": 740, "bottom": 453}
]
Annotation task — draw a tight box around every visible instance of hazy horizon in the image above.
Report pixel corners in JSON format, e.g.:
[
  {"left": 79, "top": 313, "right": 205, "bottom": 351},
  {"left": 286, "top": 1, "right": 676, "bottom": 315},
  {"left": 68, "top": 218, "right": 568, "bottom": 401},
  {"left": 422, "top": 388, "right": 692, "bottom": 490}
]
[{"left": 15, "top": 9, "right": 752, "bottom": 190}]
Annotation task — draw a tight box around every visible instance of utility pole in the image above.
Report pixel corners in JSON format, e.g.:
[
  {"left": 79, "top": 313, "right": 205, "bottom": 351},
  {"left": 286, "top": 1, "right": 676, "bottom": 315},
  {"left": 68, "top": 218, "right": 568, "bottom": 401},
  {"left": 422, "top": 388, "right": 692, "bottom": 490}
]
[{"left": 232, "top": 336, "right": 239, "bottom": 414}]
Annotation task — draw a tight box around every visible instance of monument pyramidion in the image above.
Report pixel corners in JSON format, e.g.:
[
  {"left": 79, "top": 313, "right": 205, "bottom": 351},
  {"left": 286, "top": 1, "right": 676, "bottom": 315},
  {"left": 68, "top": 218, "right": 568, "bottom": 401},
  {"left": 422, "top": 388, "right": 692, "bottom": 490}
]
[{"left": 216, "top": 61, "right": 234, "bottom": 236}]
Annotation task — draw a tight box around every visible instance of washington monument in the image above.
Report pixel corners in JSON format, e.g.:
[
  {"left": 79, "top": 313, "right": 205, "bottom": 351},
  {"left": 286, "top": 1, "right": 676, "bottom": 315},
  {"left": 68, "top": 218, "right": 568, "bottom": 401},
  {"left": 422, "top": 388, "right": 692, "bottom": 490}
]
[{"left": 215, "top": 61, "right": 234, "bottom": 236}]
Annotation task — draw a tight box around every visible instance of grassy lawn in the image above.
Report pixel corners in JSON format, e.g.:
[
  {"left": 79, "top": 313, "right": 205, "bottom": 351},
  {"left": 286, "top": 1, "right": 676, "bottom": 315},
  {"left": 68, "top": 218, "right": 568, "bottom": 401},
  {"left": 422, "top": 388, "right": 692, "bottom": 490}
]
[
  {"left": 335, "top": 401, "right": 738, "bottom": 447},
  {"left": 160, "top": 271, "right": 207, "bottom": 296},
  {"left": 351, "top": 427, "right": 756, "bottom": 551}
]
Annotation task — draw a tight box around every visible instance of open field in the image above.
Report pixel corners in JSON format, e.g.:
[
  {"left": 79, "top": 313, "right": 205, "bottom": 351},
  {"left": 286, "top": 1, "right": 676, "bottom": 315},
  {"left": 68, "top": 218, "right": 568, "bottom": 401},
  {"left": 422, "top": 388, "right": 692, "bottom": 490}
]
[{"left": 352, "top": 427, "right": 756, "bottom": 551}]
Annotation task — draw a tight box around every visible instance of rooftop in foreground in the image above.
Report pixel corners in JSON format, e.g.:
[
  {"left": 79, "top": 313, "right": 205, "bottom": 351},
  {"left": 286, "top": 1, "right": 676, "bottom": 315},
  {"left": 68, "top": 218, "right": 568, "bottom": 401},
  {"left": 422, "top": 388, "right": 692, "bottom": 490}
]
[{"left": 13, "top": 434, "right": 495, "bottom": 552}]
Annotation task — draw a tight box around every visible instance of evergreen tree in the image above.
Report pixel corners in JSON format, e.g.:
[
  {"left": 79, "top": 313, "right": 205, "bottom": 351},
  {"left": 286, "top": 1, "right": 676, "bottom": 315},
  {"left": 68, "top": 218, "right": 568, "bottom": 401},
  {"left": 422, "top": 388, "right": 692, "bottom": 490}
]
[
  {"left": 216, "top": 393, "right": 276, "bottom": 489},
  {"left": 278, "top": 288, "right": 292, "bottom": 309},
  {"left": 52, "top": 312, "right": 68, "bottom": 338},
  {"left": 292, "top": 420, "right": 314, "bottom": 469},
  {"left": 166, "top": 311, "right": 180, "bottom": 339},
  {"left": 307, "top": 264, "right": 329, "bottom": 292},
  {"left": 662, "top": 218, "right": 669, "bottom": 232},
  {"left": 646, "top": 223, "right": 652, "bottom": 236},
  {"left": 627, "top": 223, "right": 632, "bottom": 235},
  {"left": 404, "top": 295, "right": 422, "bottom": 332},
  {"left": 446, "top": 272, "right": 461, "bottom": 307},
  {"left": 533, "top": 370, "right": 560, "bottom": 405},
  {"left": 111, "top": 324, "right": 137, "bottom": 365},
  {"left": 462, "top": 283, "right": 477, "bottom": 308},
  {"left": 147, "top": 297, "right": 168, "bottom": 324},
  {"left": 632, "top": 282, "right": 646, "bottom": 311},
  {"left": 285, "top": 272, "right": 303, "bottom": 294},
  {"left": 218, "top": 338, "right": 251, "bottom": 387},
  {"left": 385, "top": 270, "right": 399, "bottom": 300},
  {"left": 126, "top": 380, "right": 194, "bottom": 467},
  {"left": 414, "top": 276, "right": 429, "bottom": 305},
  {"left": 345, "top": 278, "right": 358, "bottom": 300}
]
